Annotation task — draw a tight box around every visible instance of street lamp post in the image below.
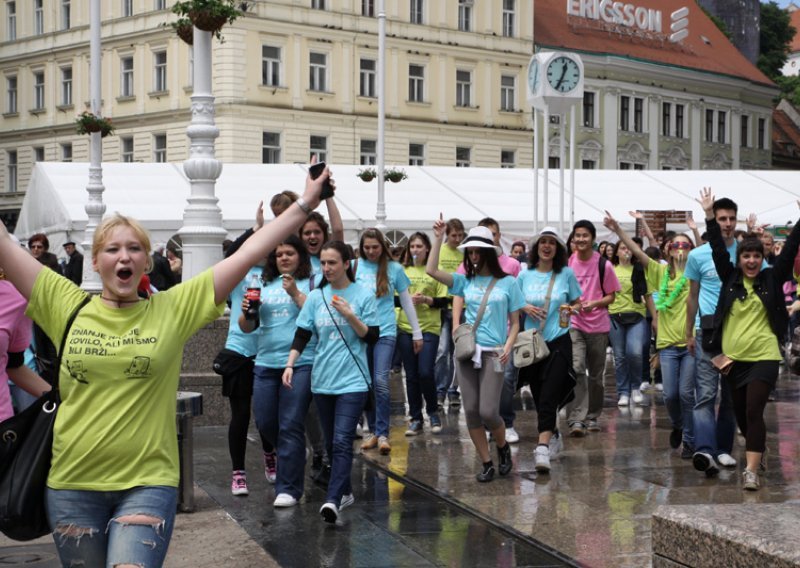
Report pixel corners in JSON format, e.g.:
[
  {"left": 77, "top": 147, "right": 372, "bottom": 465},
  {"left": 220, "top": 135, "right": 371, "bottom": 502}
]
[{"left": 375, "top": 0, "right": 387, "bottom": 232}]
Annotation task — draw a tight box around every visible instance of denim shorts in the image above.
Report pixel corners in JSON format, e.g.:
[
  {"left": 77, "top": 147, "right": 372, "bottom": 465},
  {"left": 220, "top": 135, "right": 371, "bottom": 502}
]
[{"left": 46, "top": 485, "right": 178, "bottom": 567}]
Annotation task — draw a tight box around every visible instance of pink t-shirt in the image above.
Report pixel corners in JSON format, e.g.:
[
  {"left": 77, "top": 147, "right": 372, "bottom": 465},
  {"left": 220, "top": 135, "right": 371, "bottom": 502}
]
[
  {"left": 457, "top": 254, "right": 521, "bottom": 277},
  {"left": 569, "top": 251, "right": 621, "bottom": 334},
  {"left": 0, "top": 280, "right": 33, "bottom": 420}
]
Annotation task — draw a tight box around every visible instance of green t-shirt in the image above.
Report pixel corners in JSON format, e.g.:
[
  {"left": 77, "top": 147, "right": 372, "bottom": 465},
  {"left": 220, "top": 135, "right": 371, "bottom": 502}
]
[
  {"left": 645, "top": 262, "right": 690, "bottom": 349},
  {"left": 27, "top": 268, "right": 225, "bottom": 491},
  {"left": 722, "top": 278, "right": 781, "bottom": 361},
  {"left": 608, "top": 264, "right": 647, "bottom": 317},
  {"left": 439, "top": 244, "right": 463, "bottom": 300},
  {"left": 397, "top": 265, "right": 448, "bottom": 335}
]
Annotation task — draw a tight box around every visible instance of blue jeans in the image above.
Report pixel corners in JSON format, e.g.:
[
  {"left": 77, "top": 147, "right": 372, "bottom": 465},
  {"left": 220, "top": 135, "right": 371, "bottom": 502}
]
[
  {"left": 314, "top": 391, "right": 367, "bottom": 506},
  {"left": 367, "top": 335, "right": 396, "bottom": 438},
  {"left": 398, "top": 331, "right": 439, "bottom": 421},
  {"left": 434, "top": 309, "right": 458, "bottom": 398},
  {"left": 608, "top": 316, "right": 647, "bottom": 397},
  {"left": 253, "top": 365, "right": 313, "bottom": 499},
  {"left": 659, "top": 346, "right": 696, "bottom": 447},
  {"left": 499, "top": 359, "right": 519, "bottom": 427},
  {"left": 693, "top": 330, "right": 736, "bottom": 456},
  {"left": 46, "top": 485, "right": 177, "bottom": 567}
]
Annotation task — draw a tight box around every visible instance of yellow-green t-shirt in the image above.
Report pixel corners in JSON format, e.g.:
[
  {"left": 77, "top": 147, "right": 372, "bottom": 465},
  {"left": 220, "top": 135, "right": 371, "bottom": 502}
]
[
  {"left": 397, "top": 265, "right": 448, "bottom": 335},
  {"left": 645, "top": 261, "right": 690, "bottom": 349},
  {"left": 608, "top": 264, "right": 647, "bottom": 317},
  {"left": 27, "top": 268, "right": 225, "bottom": 491},
  {"left": 722, "top": 278, "right": 781, "bottom": 361},
  {"left": 439, "top": 244, "right": 463, "bottom": 301}
]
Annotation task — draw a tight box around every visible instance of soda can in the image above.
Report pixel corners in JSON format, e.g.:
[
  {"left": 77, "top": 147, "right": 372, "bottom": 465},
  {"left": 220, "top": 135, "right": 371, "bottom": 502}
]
[{"left": 558, "top": 304, "right": 571, "bottom": 328}]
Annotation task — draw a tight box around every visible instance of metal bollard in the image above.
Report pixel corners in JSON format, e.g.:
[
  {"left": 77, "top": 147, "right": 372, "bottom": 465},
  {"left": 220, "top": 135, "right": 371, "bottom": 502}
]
[{"left": 176, "top": 391, "right": 203, "bottom": 512}]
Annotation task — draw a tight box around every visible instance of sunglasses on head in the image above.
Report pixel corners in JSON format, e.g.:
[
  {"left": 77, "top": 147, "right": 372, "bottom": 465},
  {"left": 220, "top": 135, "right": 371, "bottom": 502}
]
[{"left": 670, "top": 242, "right": 692, "bottom": 250}]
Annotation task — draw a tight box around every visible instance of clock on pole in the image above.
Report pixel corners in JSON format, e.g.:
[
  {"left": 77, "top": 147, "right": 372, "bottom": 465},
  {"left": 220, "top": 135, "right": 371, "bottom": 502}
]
[{"left": 526, "top": 52, "right": 584, "bottom": 114}]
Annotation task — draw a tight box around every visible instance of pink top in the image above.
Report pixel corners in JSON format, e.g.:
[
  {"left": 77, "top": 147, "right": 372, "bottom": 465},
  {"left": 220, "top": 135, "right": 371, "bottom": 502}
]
[
  {"left": 568, "top": 252, "right": 621, "bottom": 334},
  {"left": 457, "top": 254, "right": 521, "bottom": 277},
  {"left": 0, "top": 280, "right": 33, "bottom": 420}
]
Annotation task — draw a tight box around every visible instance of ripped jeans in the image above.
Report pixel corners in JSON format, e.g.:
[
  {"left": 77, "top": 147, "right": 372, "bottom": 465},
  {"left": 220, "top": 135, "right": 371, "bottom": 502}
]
[{"left": 46, "top": 485, "right": 178, "bottom": 567}]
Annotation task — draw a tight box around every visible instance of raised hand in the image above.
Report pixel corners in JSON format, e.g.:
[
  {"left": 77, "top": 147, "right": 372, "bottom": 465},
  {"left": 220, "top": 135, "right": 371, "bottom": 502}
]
[
  {"left": 432, "top": 212, "right": 446, "bottom": 240},
  {"left": 686, "top": 216, "right": 697, "bottom": 231},
  {"left": 696, "top": 187, "right": 714, "bottom": 215},
  {"left": 603, "top": 210, "right": 620, "bottom": 233},
  {"left": 746, "top": 213, "right": 757, "bottom": 232},
  {"left": 628, "top": 210, "right": 643, "bottom": 220},
  {"left": 255, "top": 200, "right": 265, "bottom": 229}
]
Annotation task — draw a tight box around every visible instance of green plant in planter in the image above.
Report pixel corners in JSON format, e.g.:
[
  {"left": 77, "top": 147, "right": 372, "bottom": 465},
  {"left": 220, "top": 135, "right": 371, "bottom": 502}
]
[
  {"left": 384, "top": 168, "right": 408, "bottom": 183},
  {"left": 171, "top": 0, "right": 243, "bottom": 34},
  {"left": 357, "top": 167, "right": 377, "bottom": 182},
  {"left": 75, "top": 111, "right": 115, "bottom": 137},
  {"left": 167, "top": 18, "right": 196, "bottom": 44}
]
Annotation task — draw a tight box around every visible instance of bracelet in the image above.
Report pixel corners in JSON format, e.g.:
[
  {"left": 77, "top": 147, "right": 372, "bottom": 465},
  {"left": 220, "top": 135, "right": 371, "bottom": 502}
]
[{"left": 296, "top": 197, "right": 312, "bottom": 214}]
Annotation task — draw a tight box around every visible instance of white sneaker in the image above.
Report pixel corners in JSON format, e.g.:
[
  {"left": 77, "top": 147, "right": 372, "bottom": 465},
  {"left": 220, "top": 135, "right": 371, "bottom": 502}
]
[
  {"left": 617, "top": 395, "right": 630, "bottom": 407},
  {"left": 655, "top": 383, "right": 663, "bottom": 392},
  {"left": 273, "top": 493, "right": 298, "bottom": 508},
  {"left": 505, "top": 426, "right": 520, "bottom": 444},
  {"left": 548, "top": 432, "right": 563, "bottom": 459},
  {"left": 631, "top": 389, "right": 644, "bottom": 405},
  {"left": 639, "top": 381, "right": 650, "bottom": 392},
  {"left": 320, "top": 502, "right": 339, "bottom": 523},
  {"left": 340, "top": 493, "right": 355, "bottom": 510},
  {"left": 717, "top": 453, "right": 737, "bottom": 468},
  {"left": 534, "top": 445, "right": 551, "bottom": 473}
]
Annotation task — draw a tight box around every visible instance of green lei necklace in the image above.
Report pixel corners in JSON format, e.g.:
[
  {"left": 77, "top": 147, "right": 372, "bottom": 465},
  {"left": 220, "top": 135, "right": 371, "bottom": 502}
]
[{"left": 655, "top": 268, "right": 687, "bottom": 312}]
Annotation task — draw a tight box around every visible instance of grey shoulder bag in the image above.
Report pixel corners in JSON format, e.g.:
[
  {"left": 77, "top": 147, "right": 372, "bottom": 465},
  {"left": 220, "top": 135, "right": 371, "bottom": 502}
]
[{"left": 453, "top": 278, "right": 497, "bottom": 362}]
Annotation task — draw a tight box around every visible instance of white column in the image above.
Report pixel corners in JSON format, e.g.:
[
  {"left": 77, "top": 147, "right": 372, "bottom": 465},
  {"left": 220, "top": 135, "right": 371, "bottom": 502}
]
[
  {"left": 731, "top": 111, "right": 741, "bottom": 169},
  {"left": 533, "top": 109, "right": 539, "bottom": 233},
  {"left": 375, "top": 0, "right": 387, "bottom": 230},
  {"left": 603, "top": 90, "right": 618, "bottom": 168},
  {"left": 648, "top": 96, "right": 660, "bottom": 169},
  {"left": 178, "top": 27, "right": 226, "bottom": 280},
  {"left": 569, "top": 105, "right": 576, "bottom": 228}
]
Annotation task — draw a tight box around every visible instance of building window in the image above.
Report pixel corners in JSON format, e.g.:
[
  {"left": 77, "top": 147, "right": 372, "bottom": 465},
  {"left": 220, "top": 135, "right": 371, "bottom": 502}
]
[
  {"left": 620, "top": 96, "right": 630, "bottom": 131},
  {"left": 34, "top": 146, "right": 44, "bottom": 161},
  {"left": 548, "top": 156, "right": 560, "bottom": 168},
  {"left": 456, "top": 146, "right": 470, "bottom": 167},
  {"left": 61, "top": 0, "right": 70, "bottom": 30},
  {"left": 121, "top": 56, "right": 134, "bottom": 97},
  {"left": 705, "top": 109, "right": 714, "bottom": 143},
  {"left": 757, "top": 117, "right": 766, "bottom": 150},
  {"left": 675, "top": 104, "right": 684, "bottom": 138},
  {"left": 7, "top": 150, "right": 17, "bottom": 193},
  {"left": 360, "top": 139, "right": 376, "bottom": 165},
  {"left": 33, "top": 71, "right": 44, "bottom": 110},
  {"left": 61, "top": 142, "right": 72, "bottom": 162},
  {"left": 121, "top": 136, "right": 134, "bottom": 162},
  {"left": 458, "top": 0, "right": 471, "bottom": 31},
  {"left": 153, "top": 134, "right": 167, "bottom": 162},
  {"left": 361, "top": 0, "right": 374, "bottom": 16},
  {"left": 60, "top": 66, "right": 72, "bottom": 106},
  {"left": 309, "top": 52, "right": 327, "bottom": 92},
  {"left": 408, "top": 64, "right": 424, "bottom": 102},
  {"left": 155, "top": 0, "right": 166, "bottom": 9},
  {"left": 311, "top": 0, "right": 325, "bottom": 9},
  {"left": 122, "top": 0, "right": 132, "bottom": 17},
  {"left": 619, "top": 161, "right": 644, "bottom": 170},
  {"left": 7, "top": 1, "right": 16, "bottom": 41},
  {"left": 456, "top": 69, "right": 471, "bottom": 107},
  {"left": 262, "top": 45, "right": 281, "bottom": 87},
  {"left": 582, "top": 159, "right": 596, "bottom": 169},
  {"left": 153, "top": 51, "right": 167, "bottom": 92},
  {"left": 662, "top": 102, "right": 671, "bottom": 137},
  {"left": 6, "top": 75, "right": 17, "bottom": 114},
  {"left": 583, "top": 92, "right": 595, "bottom": 127},
  {"left": 502, "top": 0, "right": 515, "bottom": 37},
  {"left": 410, "top": 0, "right": 423, "bottom": 24},
  {"left": 34, "top": 0, "right": 43, "bottom": 35},
  {"left": 633, "top": 98, "right": 643, "bottom": 133},
  {"left": 717, "top": 111, "right": 726, "bottom": 144},
  {"left": 500, "top": 75, "right": 515, "bottom": 111},
  {"left": 500, "top": 149, "right": 515, "bottom": 168},
  {"left": 359, "top": 58, "right": 376, "bottom": 98},
  {"left": 262, "top": 131, "right": 281, "bottom": 163},
  {"left": 409, "top": 143, "right": 425, "bottom": 165},
  {"left": 310, "top": 135, "right": 327, "bottom": 162},
  {"left": 741, "top": 115, "right": 749, "bottom": 148}
]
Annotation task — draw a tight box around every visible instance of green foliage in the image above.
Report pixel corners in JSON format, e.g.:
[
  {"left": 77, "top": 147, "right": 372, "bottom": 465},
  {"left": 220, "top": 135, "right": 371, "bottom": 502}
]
[
  {"left": 171, "top": 0, "right": 243, "bottom": 27},
  {"left": 75, "top": 111, "right": 115, "bottom": 137},
  {"left": 776, "top": 74, "right": 800, "bottom": 106},
  {"left": 758, "top": 1, "right": 796, "bottom": 81}
]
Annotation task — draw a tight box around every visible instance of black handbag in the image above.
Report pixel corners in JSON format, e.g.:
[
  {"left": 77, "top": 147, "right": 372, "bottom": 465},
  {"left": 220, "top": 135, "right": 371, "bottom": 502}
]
[
  {"left": 212, "top": 348, "right": 254, "bottom": 376},
  {"left": 0, "top": 297, "right": 89, "bottom": 541}
]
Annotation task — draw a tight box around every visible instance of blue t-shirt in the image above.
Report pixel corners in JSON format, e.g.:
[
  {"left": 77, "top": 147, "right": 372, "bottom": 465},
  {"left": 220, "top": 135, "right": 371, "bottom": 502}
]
[
  {"left": 449, "top": 274, "right": 525, "bottom": 347},
  {"left": 354, "top": 259, "right": 410, "bottom": 337},
  {"left": 296, "top": 283, "right": 378, "bottom": 395},
  {"left": 224, "top": 267, "right": 260, "bottom": 356},
  {"left": 255, "top": 277, "right": 316, "bottom": 368},
  {"left": 684, "top": 241, "right": 737, "bottom": 318},
  {"left": 310, "top": 255, "right": 321, "bottom": 277},
  {"left": 517, "top": 268, "right": 583, "bottom": 342}
]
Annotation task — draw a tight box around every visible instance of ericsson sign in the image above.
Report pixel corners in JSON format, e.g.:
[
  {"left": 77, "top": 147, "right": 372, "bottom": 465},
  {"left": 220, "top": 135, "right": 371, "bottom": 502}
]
[{"left": 566, "top": 0, "right": 690, "bottom": 43}]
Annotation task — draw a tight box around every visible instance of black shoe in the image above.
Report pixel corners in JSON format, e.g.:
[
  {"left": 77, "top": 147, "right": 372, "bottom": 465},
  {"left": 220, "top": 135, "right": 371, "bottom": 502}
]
[
  {"left": 313, "top": 463, "right": 331, "bottom": 486},
  {"left": 692, "top": 452, "right": 720, "bottom": 478},
  {"left": 310, "top": 453, "right": 323, "bottom": 478},
  {"left": 680, "top": 445, "right": 694, "bottom": 460},
  {"left": 669, "top": 428, "right": 682, "bottom": 449},
  {"left": 497, "top": 443, "right": 512, "bottom": 476},
  {"left": 476, "top": 461, "right": 495, "bottom": 482}
]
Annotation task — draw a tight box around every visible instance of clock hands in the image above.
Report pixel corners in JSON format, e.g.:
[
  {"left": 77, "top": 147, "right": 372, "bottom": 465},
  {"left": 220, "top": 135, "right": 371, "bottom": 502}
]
[{"left": 555, "top": 60, "right": 569, "bottom": 91}]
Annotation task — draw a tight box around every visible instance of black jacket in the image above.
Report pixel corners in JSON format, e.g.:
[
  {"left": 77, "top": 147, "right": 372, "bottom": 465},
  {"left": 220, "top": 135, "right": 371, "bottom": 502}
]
[{"left": 707, "top": 216, "right": 800, "bottom": 354}]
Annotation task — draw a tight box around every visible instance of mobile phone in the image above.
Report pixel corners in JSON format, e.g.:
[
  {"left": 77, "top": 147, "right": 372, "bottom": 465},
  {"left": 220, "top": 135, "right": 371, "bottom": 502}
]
[{"left": 308, "top": 162, "right": 335, "bottom": 200}]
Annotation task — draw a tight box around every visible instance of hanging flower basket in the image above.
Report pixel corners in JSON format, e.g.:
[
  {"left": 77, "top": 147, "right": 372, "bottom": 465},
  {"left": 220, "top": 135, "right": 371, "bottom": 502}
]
[
  {"left": 357, "top": 168, "right": 377, "bottom": 182},
  {"left": 171, "top": 0, "right": 244, "bottom": 35},
  {"left": 75, "top": 111, "right": 115, "bottom": 138},
  {"left": 384, "top": 168, "right": 408, "bottom": 183},
  {"left": 173, "top": 19, "right": 194, "bottom": 45}
]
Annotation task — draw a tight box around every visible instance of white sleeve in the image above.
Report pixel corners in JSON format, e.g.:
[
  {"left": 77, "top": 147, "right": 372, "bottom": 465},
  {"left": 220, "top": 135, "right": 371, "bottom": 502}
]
[{"left": 398, "top": 289, "right": 423, "bottom": 341}]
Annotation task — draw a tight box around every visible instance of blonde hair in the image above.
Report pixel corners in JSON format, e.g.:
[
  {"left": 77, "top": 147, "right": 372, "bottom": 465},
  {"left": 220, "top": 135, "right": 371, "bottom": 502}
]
[{"left": 92, "top": 213, "right": 153, "bottom": 273}]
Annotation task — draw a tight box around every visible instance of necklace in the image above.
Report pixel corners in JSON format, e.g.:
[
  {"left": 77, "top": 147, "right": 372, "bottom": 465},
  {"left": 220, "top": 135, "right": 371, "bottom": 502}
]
[{"left": 655, "top": 269, "right": 687, "bottom": 312}]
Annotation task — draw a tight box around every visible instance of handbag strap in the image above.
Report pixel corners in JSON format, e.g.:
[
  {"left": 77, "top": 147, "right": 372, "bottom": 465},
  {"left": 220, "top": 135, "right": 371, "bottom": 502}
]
[
  {"left": 535, "top": 272, "right": 557, "bottom": 330},
  {"left": 53, "top": 297, "right": 91, "bottom": 399},
  {"left": 471, "top": 278, "right": 498, "bottom": 336},
  {"left": 320, "top": 288, "right": 372, "bottom": 392}
]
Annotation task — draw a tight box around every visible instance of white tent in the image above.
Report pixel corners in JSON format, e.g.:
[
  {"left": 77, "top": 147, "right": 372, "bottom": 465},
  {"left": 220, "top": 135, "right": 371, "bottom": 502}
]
[{"left": 15, "top": 162, "right": 800, "bottom": 259}]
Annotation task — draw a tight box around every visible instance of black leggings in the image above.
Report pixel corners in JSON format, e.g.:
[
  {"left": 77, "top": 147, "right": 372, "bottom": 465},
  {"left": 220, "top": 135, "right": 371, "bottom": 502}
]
[
  {"left": 228, "top": 394, "right": 272, "bottom": 471},
  {"left": 730, "top": 380, "right": 771, "bottom": 454},
  {"left": 518, "top": 334, "right": 573, "bottom": 435}
]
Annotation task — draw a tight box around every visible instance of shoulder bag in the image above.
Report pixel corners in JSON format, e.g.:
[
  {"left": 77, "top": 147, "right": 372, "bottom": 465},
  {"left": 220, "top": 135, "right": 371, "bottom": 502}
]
[
  {"left": 453, "top": 279, "right": 498, "bottom": 362},
  {"left": 0, "top": 297, "right": 90, "bottom": 541},
  {"left": 513, "top": 273, "right": 555, "bottom": 368}
]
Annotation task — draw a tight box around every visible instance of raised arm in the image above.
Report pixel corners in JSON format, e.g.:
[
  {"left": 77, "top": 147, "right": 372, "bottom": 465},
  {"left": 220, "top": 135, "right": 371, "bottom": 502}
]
[
  {"left": 699, "top": 187, "right": 734, "bottom": 284},
  {"left": 629, "top": 210, "right": 656, "bottom": 247},
  {"left": 604, "top": 210, "right": 652, "bottom": 267},
  {"left": 0, "top": 225, "right": 44, "bottom": 300},
  {"left": 771, "top": 200, "right": 800, "bottom": 284},
  {"left": 425, "top": 215, "right": 455, "bottom": 288},
  {"left": 325, "top": 197, "right": 344, "bottom": 242},
  {"left": 686, "top": 216, "right": 703, "bottom": 247}
]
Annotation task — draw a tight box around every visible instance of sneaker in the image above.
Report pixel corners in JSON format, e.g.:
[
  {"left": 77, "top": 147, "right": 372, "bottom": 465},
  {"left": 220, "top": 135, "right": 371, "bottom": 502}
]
[
  {"left": 273, "top": 493, "right": 298, "bottom": 508},
  {"left": 587, "top": 419, "right": 600, "bottom": 432},
  {"left": 448, "top": 395, "right": 461, "bottom": 409},
  {"left": 669, "top": 428, "right": 683, "bottom": 449},
  {"left": 617, "top": 395, "right": 630, "bottom": 407},
  {"left": 639, "top": 381, "right": 650, "bottom": 392},
  {"left": 742, "top": 469, "right": 760, "bottom": 491},
  {"left": 476, "top": 461, "right": 495, "bottom": 482},
  {"left": 436, "top": 395, "right": 445, "bottom": 411},
  {"left": 534, "top": 445, "right": 551, "bottom": 473},
  {"left": 505, "top": 426, "right": 520, "bottom": 444},
  {"left": 692, "top": 451, "right": 720, "bottom": 477},
  {"left": 320, "top": 502, "right": 339, "bottom": 523},
  {"left": 716, "top": 453, "right": 737, "bottom": 468},
  {"left": 569, "top": 422, "right": 587, "bottom": 437},
  {"left": 430, "top": 414, "right": 442, "bottom": 434},
  {"left": 405, "top": 420, "right": 423, "bottom": 436},
  {"left": 310, "top": 453, "right": 324, "bottom": 480},
  {"left": 361, "top": 433, "right": 378, "bottom": 451},
  {"left": 655, "top": 383, "right": 664, "bottom": 392},
  {"left": 631, "top": 389, "right": 644, "bottom": 405},
  {"left": 549, "top": 431, "right": 563, "bottom": 459},
  {"left": 680, "top": 444, "right": 695, "bottom": 460},
  {"left": 378, "top": 436, "right": 391, "bottom": 455},
  {"left": 497, "top": 443, "right": 513, "bottom": 476},
  {"left": 339, "top": 493, "right": 355, "bottom": 510},
  {"left": 354, "top": 423, "right": 363, "bottom": 439},
  {"left": 264, "top": 451, "right": 277, "bottom": 484},
  {"left": 231, "top": 471, "right": 249, "bottom": 496}
]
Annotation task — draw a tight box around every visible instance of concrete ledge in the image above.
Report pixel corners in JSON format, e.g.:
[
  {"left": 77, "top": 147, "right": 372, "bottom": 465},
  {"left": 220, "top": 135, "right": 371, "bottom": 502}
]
[
  {"left": 179, "top": 316, "right": 230, "bottom": 427},
  {"left": 652, "top": 504, "right": 800, "bottom": 568}
]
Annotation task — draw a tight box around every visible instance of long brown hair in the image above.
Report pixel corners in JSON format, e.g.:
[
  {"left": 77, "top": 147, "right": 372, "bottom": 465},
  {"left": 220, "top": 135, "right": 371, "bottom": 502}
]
[{"left": 359, "top": 228, "right": 392, "bottom": 297}]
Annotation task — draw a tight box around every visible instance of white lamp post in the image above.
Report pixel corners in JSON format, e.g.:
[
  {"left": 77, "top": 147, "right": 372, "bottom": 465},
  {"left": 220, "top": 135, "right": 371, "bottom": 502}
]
[{"left": 375, "top": 0, "right": 387, "bottom": 231}]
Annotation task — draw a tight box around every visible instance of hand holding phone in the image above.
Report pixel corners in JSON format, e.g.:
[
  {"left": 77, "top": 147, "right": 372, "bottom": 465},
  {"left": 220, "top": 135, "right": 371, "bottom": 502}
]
[{"left": 308, "top": 162, "right": 335, "bottom": 200}]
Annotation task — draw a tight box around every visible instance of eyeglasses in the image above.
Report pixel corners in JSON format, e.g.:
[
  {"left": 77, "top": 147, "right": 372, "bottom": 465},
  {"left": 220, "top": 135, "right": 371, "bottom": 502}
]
[
  {"left": 670, "top": 242, "right": 692, "bottom": 250},
  {"left": 29, "top": 244, "right": 44, "bottom": 250}
]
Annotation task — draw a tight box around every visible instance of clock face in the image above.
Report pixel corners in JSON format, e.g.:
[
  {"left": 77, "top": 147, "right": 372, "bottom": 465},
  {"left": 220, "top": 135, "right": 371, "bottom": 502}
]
[
  {"left": 527, "top": 58, "right": 540, "bottom": 93},
  {"left": 546, "top": 56, "right": 580, "bottom": 93}
]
